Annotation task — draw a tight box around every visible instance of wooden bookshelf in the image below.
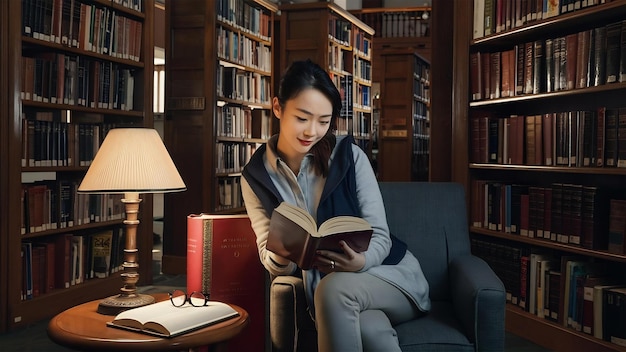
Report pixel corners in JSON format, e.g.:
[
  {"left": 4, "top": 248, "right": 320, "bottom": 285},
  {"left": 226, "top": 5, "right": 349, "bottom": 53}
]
[
  {"left": 0, "top": 0, "right": 155, "bottom": 331},
  {"left": 377, "top": 49, "right": 430, "bottom": 181},
  {"left": 162, "top": 0, "right": 277, "bottom": 274},
  {"left": 453, "top": 1, "right": 626, "bottom": 351},
  {"left": 0, "top": 0, "right": 9, "bottom": 334},
  {"left": 279, "top": 1, "right": 375, "bottom": 157},
  {"left": 349, "top": 6, "right": 432, "bottom": 71}
]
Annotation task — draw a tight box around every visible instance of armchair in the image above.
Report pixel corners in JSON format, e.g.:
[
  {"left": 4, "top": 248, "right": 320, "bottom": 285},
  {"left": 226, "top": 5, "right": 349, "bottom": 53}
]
[{"left": 269, "top": 182, "right": 506, "bottom": 351}]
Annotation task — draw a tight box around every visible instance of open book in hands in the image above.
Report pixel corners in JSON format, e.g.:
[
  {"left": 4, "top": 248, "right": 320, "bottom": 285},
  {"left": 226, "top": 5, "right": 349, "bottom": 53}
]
[
  {"left": 267, "top": 202, "right": 373, "bottom": 270},
  {"left": 106, "top": 298, "right": 239, "bottom": 337}
]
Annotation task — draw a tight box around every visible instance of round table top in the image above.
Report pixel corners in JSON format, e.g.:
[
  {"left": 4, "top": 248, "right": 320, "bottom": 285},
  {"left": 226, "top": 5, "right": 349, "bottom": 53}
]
[{"left": 47, "top": 293, "right": 249, "bottom": 351}]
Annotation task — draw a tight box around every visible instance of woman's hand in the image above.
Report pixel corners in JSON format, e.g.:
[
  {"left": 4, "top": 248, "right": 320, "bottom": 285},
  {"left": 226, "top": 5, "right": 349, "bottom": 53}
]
[{"left": 314, "top": 240, "right": 365, "bottom": 273}]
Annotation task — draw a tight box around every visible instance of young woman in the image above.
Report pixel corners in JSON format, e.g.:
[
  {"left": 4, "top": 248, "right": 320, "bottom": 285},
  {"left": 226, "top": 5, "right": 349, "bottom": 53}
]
[{"left": 241, "top": 60, "right": 430, "bottom": 351}]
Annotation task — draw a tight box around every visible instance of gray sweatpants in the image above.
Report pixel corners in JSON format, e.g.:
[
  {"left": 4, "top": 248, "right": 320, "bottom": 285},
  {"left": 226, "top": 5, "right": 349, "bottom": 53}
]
[{"left": 314, "top": 271, "right": 421, "bottom": 352}]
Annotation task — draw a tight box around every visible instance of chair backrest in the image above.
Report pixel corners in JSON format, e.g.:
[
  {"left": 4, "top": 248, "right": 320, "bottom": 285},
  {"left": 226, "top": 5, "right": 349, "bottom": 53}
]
[{"left": 378, "top": 182, "right": 472, "bottom": 301}]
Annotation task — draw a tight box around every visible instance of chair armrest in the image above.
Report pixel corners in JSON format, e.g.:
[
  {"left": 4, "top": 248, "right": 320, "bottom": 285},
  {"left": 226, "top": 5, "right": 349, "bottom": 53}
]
[
  {"left": 270, "top": 276, "right": 317, "bottom": 352},
  {"left": 449, "top": 255, "right": 506, "bottom": 352}
]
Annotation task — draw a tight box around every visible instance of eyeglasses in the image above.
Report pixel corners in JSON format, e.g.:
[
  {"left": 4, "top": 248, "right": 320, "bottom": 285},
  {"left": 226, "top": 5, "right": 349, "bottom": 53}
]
[{"left": 169, "top": 289, "right": 211, "bottom": 307}]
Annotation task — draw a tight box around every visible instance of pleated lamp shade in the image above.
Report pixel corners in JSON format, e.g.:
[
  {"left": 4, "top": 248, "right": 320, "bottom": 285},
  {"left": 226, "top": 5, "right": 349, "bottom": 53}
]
[{"left": 78, "top": 128, "right": 186, "bottom": 194}]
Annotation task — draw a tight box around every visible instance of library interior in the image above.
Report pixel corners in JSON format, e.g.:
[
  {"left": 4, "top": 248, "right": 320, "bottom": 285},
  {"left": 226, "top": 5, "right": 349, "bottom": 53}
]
[{"left": 1, "top": 0, "right": 626, "bottom": 351}]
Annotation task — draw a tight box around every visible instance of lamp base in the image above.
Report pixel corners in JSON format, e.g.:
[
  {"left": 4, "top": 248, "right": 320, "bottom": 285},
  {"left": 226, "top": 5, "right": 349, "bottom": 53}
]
[{"left": 97, "top": 293, "right": 156, "bottom": 315}]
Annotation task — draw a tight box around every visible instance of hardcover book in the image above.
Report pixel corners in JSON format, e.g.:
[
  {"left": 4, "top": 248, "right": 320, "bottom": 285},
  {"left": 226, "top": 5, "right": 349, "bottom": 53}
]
[
  {"left": 268, "top": 202, "right": 373, "bottom": 270},
  {"left": 106, "top": 299, "right": 239, "bottom": 338},
  {"left": 186, "top": 213, "right": 266, "bottom": 351}
]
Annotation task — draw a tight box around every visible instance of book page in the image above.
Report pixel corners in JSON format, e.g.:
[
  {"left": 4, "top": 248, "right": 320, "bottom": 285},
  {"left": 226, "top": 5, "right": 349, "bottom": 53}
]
[
  {"left": 109, "top": 299, "right": 239, "bottom": 337},
  {"left": 273, "top": 202, "right": 317, "bottom": 234},
  {"left": 318, "top": 216, "right": 371, "bottom": 237}
]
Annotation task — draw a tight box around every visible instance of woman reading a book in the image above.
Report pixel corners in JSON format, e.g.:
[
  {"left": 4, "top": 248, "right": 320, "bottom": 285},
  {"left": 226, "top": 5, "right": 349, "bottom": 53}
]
[{"left": 241, "top": 59, "right": 430, "bottom": 351}]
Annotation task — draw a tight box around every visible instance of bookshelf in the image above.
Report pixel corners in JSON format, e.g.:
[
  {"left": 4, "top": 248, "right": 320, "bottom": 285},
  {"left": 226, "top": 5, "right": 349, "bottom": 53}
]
[
  {"left": 0, "top": 0, "right": 9, "bottom": 333},
  {"left": 455, "top": 1, "right": 626, "bottom": 351},
  {"left": 350, "top": 6, "right": 432, "bottom": 77},
  {"left": 349, "top": 6, "right": 432, "bottom": 180},
  {"left": 162, "top": 0, "right": 277, "bottom": 273},
  {"left": 377, "top": 49, "right": 430, "bottom": 182},
  {"left": 0, "top": 0, "right": 154, "bottom": 331},
  {"left": 278, "top": 1, "right": 375, "bottom": 157}
]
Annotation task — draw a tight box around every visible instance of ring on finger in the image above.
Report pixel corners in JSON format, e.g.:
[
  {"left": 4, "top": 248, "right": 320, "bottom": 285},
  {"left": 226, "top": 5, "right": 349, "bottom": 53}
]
[{"left": 330, "top": 260, "right": 335, "bottom": 269}]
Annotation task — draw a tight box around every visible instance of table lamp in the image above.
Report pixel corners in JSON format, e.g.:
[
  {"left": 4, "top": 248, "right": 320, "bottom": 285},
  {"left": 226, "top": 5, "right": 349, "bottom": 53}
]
[{"left": 78, "top": 128, "right": 186, "bottom": 315}]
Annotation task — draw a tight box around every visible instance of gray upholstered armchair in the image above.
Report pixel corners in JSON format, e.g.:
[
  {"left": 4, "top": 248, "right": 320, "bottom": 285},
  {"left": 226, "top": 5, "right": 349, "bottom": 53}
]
[{"left": 269, "top": 182, "right": 506, "bottom": 352}]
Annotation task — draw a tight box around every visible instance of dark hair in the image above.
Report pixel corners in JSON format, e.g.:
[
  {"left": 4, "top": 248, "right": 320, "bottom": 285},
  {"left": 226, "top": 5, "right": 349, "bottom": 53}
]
[{"left": 276, "top": 59, "right": 341, "bottom": 176}]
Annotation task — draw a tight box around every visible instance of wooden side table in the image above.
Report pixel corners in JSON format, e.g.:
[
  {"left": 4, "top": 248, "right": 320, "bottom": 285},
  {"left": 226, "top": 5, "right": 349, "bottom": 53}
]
[{"left": 47, "top": 293, "right": 249, "bottom": 351}]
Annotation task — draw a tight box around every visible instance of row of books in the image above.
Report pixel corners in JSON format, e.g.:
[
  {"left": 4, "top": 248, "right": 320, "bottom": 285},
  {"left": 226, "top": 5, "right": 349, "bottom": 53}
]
[
  {"left": 470, "top": 179, "right": 626, "bottom": 252},
  {"left": 354, "top": 57, "right": 372, "bottom": 82},
  {"left": 338, "top": 75, "right": 354, "bottom": 122},
  {"left": 328, "top": 16, "right": 353, "bottom": 47},
  {"left": 353, "top": 29, "right": 371, "bottom": 58},
  {"left": 355, "top": 10, "right": 430, "bottom": 39},
  {"left": 21, "top": 180, "right": 124, "bottom": 235},
  {"left": 216, "top": 65, "right": 272, "bottom": 106},
  {"left": 413, "top": 60, "right": 430, "bottom": 146},
  {"left": 216, "top": 0, "right": 272, "bottom": 41},
  {"left": 348, "top": 111, "right": 371, "bottom": 139},
  {"left": 21, "top": 227, "right": 125, "bottom": 300},
  {"left": 21, "top": 54, "right": 136, "bottom": 111},
  {"left": 23, "top": 0, "right": 143, "bottom": 61},
  {"left": 216, "top": 105, "right": 271, "bottom": 140},
  {"left": 21, "top": 114, "right": 135, "bottom": 168},
  {"left": 470, "top": 107, "right": 626, "bottom": 168},
  {"left": 217, "top": 25, "right": 272, "bottom": 73},
  {"left": 215, "top": 141, "right": 262, "bottom": 175},
  {"left": 473, "top": 0, "right": 606, "bottom": 39},
  {"left": 413, "top": 111, "right": 430, "bottom": 156},
  {"left": 216, "top": 176, "right": 243, "bottom": 211},
  {"left": 414, "top": 97, "right": 429, "bottom": 122},
  {"left": 112, "top": 0, "right": 142, "bottom": 12},
  {"left": 329, "top": 42, "right": 352, "bottom": 74},
  {"left": 414, "top": 78, "right": 429, "bottom": 106},
  {"left": 472, "top": 237, "right": 626, "bottom": 346},
  {"left": 470, "top": 21, "right": 626, "bottom": 101},
  {"left": 354, "top": 84, "right": 371, "bottom": 110}
]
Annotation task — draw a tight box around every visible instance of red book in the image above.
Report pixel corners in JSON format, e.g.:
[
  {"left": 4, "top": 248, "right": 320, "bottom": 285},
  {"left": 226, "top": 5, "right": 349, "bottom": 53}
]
[
  {"left": 501, "top": 49, "right": 511, "bottom": 97},
  {"left": 576, "top": 30, "right": 591, "bottom": 89},
  {"left": 481, "top": 51, "right": 491, "bottom": 100},
  {"left": 54, "top": 233, "right": 72, "bottom": 289},
  {"left": 187, "top": 214, "right": 266, "bottom": 351},
  {"left": 534, "top": 114, "right": 543, "bottom": 166},
  {"left": 471, "top": 115, "right": 489, "bottom": 163},
  {"left": 490, "top": 52, "right": 501, "bottom": 99},
  {"left": 35, "top": 241, "right": 56, "bottom": 294},
  {"left": 565, "top": 33, "right": 578, "bottom": 90},
  {"left": 525, "top": 115, "right": 538, "bottom": 165},
  {"left": 512, "top": 114, "right": 525, "bottom": 164}
]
